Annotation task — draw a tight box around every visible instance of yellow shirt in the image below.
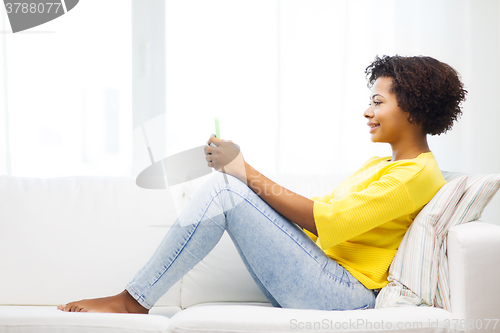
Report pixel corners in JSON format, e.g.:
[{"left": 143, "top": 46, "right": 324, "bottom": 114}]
[{"left": 306, "top": 152, "right": 446, "bottom": 289}]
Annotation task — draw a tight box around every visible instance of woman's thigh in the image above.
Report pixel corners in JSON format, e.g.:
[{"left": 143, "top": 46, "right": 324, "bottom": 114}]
[{"left": 217, "top": 173, "right": 376, "bottom": 311}]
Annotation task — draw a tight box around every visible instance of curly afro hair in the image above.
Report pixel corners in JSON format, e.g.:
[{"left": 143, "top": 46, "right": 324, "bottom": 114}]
[{"left": 365, "top": 55, "right": 467, "bottom": 135}]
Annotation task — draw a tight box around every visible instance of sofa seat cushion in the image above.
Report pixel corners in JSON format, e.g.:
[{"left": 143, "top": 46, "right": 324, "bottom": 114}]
[
  {"left": 168, "top": 302, "right": 463, "bottom": 333},
  {"left": 0, "top": 306, "right": 181, "bottom": 333}
]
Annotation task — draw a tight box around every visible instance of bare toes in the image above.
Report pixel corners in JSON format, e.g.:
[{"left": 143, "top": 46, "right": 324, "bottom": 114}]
[{"left": 65, "top": 302, "right": 76, "bottom": 312}]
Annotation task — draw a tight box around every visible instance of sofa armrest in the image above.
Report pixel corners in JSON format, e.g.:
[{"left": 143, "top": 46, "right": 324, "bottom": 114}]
[{"left": 447, "top": 221, "right": 500, "bottom": 333}]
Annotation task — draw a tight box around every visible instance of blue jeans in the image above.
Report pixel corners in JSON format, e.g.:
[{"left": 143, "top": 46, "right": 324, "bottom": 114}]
[{"left": 126, "top": 173, "right": 376, "bottom": 311}]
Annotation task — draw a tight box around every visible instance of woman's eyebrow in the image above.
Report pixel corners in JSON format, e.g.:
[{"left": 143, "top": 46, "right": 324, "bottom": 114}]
[{"left": 371, "top": 93, "right": 384, "bottom": 100}]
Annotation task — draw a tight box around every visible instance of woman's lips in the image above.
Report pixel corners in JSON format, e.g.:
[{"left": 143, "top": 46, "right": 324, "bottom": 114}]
[{"left": 369, "top": 124, "right": 380, "bottom": 133}]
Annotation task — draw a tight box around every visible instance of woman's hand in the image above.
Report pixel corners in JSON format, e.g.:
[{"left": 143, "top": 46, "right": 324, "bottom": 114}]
[
  {"left": 204, "top": 135, "right": 247, "bottom": 183},
  {"left": 204, "top": 135, "right": 316, "bottom": 235}
]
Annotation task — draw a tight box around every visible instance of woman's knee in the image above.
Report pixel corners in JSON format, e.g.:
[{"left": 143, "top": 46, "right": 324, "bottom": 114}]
[
  {"left": 207, "top": 172, "right": 248, "bottom": 193},
  {"left": 200, "top": 172, "right": 229, "bottom": 193}
]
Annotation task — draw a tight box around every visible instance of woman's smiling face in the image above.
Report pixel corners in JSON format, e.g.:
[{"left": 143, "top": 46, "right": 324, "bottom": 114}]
[{"left": 364, "top": 76, "right": 417, "bottom": 144}]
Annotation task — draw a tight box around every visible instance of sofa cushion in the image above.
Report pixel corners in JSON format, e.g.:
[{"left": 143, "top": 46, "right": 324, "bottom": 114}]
[
  {"left": 447, "top": 222, "right": 500, "bottom": 326},
  {"left": 0, "top": 306, "right": 180, "bottom": 333},
  {"left": 0, "top": 176, "right": 181, "bottom": 307},
  {"left": 168, "top": 302, "right": 463, "bottom": 333}
]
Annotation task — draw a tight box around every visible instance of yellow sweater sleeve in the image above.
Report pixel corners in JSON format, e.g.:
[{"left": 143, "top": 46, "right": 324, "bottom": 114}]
[{"left": 313, "top": 164, "right": 424, "bottom": 250}]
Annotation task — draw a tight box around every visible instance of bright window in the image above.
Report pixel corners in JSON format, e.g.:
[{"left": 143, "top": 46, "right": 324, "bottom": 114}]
[{"left": 1, "top": 0, "right": 132, "bottom": 177}]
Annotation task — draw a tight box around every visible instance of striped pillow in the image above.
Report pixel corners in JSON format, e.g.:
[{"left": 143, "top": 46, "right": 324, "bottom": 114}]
[
  {"left": 376, "top": 171, "right": 500, "bottom": 310},
  {"left": 375, "top": 176, "right": 468, "bottom": 308}
]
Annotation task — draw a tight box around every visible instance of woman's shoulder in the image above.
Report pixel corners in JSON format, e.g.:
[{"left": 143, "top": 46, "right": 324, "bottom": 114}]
[
  {"left": 385, "top": 152, "right": 446, "bottom": 188},
  {"left": 358, "top": 155, "right": 392, "bottom": 169},
  {"left": 377, "top": 152, "right": 443, "bottom": 183},
  {"left": 377, "top": 152, "right": 437, "bottom": 168},
  {"left": 353, "top": 152, "right": 442, "bottom": 182}
]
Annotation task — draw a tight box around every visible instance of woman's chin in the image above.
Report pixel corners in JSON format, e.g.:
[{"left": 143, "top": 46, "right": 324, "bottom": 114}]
[{"left": 370, "top": 137, "right": 387, "bottom": 144}]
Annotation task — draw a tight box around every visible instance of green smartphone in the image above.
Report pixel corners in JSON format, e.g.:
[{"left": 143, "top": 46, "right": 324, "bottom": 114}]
[
  {"left": 214, "top": 117, "right": 234, "bottom": 205},
  {"left": 215, "top": 117, "right": 221, "bottom": 139}
]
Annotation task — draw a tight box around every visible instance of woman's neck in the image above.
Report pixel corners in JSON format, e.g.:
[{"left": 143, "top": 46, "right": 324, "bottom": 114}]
[{"left": 389, "top": 137, "right": 431, "bottom": 162}]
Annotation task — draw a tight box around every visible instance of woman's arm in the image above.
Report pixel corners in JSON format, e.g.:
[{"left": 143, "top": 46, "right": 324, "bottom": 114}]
[
  {"left": 244, "top": 162, "right": 317, "bottom": 235},
  {"left": 205, "top": 136, "right": 317, "bottom": 235}
]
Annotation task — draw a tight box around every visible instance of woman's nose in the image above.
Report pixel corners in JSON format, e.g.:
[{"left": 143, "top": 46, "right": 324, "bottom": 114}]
[{"left": 364, "top": 105, "right": 373, "bottom": 119}]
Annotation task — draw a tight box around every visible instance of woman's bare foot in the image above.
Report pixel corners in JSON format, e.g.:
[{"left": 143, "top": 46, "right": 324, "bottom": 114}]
[{"left": 57, "top": 290, "right": 149, "bottom": 314}]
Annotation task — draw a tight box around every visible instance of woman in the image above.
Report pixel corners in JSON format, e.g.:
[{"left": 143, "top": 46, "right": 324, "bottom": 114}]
[{"left": 58, "top": 55, "right": 467, "bottom": 313}]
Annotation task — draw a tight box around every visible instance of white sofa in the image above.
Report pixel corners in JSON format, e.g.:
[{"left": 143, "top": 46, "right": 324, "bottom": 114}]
[{"left": 1, "top": 173, "right": 499, "bottom": 333}]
